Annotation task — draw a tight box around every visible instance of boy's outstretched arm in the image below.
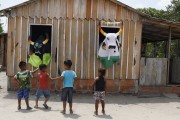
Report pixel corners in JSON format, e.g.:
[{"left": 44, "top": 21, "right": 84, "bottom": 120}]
[
  {"left": 13, "top": 75, "right": 20, "bottom": 85},
  {"left": 31, "top": 68, "right": 39, "bottom": 73},
  {"left": 50, "top": 76, "right": 62, "bottom": 80},
  {"left": 47, "top": 74, "right": 62, "bottom": 80},
  {"left": 74, "top": 77, "right": 78, "bottom": 81},
  {"left": 92, "top": 80, "right": 96, "bottom": 93},
  {"left": 105, "top": 80, "right": 107, "bottom": 94}
]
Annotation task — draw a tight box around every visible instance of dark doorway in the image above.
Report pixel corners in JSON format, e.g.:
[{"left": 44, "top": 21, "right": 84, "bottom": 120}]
[{"left": 29, "top": 25, "right": 52, "bottom": 54}]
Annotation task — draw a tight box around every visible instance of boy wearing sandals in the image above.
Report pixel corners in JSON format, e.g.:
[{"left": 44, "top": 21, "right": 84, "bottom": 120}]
[
  {"left": 60, "top": 60, "right": 77, "bottom": 114},
  {"left": 14, "top": 61, "right": 38, "bottom": 110},
  {"left": 34, "top": 64, "right": 59, "bottom": 109},
  {"left": 92, "top": 68, "right": 106, "bottom": 115}
]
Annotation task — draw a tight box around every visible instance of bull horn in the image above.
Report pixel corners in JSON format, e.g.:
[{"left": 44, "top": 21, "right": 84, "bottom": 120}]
[
  {"left": 43, "top": 38, "right": 49, "bottom": 44},
  {"left": 99, "top": 27, "right": 107, "bottom": 36},
  {"left": 116, "top": 28, "right": 123, "bottom": 36},
  {"left": 28, "top": 40, "right": 34, "bottom": 45}
]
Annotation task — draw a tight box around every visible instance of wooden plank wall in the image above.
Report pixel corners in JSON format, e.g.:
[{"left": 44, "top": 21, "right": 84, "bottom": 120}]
[
  {"left": 0, "top": 34, "right": 7, "bottom": 67},
  {"left": 7, "top": 0, "right": 142, "bottom": 81},
  {"left": 140, "top": 58, "right": 167, "bottom": 86},
  {"left": 171, "top": 58, "right": 180, "bottom": 84}
]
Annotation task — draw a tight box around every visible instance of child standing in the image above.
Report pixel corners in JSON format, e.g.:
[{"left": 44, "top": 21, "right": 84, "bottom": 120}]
[
  {"left": 14, "top": 61, "right": 38, "bottom": 110},
  {"left": 34, "top": 64, "right": 59, "bottom": 109},
  {"left": 60, "top": 60, "right": 77, "bottom": 114},
  {"left": 92, "top": 68, "right": 106, "bottom": 115}
]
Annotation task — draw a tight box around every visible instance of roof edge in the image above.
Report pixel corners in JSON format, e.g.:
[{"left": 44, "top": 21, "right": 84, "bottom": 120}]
[{"left": 0, "top": 0, "right": 35, "bottom": 12}]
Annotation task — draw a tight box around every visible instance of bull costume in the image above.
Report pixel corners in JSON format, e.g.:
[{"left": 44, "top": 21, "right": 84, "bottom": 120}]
[
  {"left": 28, "top": 33, "right": 51, "bottom": 68},
  {"left": 98, "top": 26, "right": 123, "bottom": 69}
]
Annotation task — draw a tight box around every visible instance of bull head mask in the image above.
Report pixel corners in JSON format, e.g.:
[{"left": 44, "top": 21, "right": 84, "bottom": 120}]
[
  {"left": 28, "top": 34, "right": 49, "bottom": 59},
  {"left": 98, "top": 27, "right": 123, "bottom": 68}
]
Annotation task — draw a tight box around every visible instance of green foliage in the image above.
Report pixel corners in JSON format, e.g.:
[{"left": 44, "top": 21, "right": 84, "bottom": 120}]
[
  {"left": 145, "top": 42, "right": 166, "bottom": 58},
  {"left": 138, "top": 0, "right": 180, "bottom": 58},
  {"left": 166, "top": 0, "right": 180, "bottom": 22},
  {"left": 137, "top": 8, "right": 169, "bottom": 20},
  {"left": 137, "top": 0, "right": 180, "bottom": 22}
]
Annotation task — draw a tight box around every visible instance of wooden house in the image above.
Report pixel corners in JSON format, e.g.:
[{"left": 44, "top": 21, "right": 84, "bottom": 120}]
[{"left": 1, "top": 0, "right": 180, "bottom": 94}]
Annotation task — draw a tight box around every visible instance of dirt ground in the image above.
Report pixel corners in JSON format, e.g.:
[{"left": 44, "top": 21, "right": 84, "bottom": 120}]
[{"left": 0, "top": 72, "right": 180, "bottom": 120}]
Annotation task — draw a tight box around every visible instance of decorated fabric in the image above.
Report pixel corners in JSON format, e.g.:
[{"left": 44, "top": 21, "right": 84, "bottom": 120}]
[
  {"left": 28, "top": 53, "right": 51, "bottom": 68},
  {"left": 28, "top": 33, "right": 51, "bottom": 68},
  {"left": 43, "top": 53, "right": 51, "bottom": 65},
  {"left": 98, "top": 27, "right": 123, "bottom": 69},
  {"left": 15, "top": 70, "right": 32, "bottom": 90},
  {"left": 28, "top": 53, "right": 42, "bottom": 68}
]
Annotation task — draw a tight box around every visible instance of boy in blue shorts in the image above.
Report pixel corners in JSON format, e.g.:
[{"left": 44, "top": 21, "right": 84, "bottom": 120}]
[
  {"left": 34, "top": 64, "right": 59, "bottom": 109},
  {"left": 60, "top": 60, "right": 77, "bottom": 114},
  {"left": 14, "top": 61, "right": 38, "bottom": 110}
]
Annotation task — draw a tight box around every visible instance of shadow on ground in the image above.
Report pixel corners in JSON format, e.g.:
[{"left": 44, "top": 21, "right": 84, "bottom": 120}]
[{"left": 2, "top": 91, "right": 180, "bottom": 105}]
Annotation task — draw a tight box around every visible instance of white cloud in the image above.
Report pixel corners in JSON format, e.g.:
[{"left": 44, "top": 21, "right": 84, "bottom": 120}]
[
  {"left": 118, "top": 0, "right": 171, "bottom": 10},
  {"left": 157, "top": 0, "right": 171, "bottom": 10}
]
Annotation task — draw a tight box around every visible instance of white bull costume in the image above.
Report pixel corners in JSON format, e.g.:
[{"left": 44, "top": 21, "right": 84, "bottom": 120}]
[{"left": 98, "top": 27, "right": 122, "bottom": 68}]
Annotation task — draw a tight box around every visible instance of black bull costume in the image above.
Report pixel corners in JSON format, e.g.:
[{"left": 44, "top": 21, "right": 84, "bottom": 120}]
[{"left": 28, "top": 33, "right": 51, "bottom": 67}]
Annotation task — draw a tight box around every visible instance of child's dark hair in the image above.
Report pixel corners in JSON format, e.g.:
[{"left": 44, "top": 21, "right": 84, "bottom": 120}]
[
  {"left": 64, "top": 60, "right": 72, "bottom": 68},
  {"left": 98, "top": 68, "right": 106, "bottom": 77},
  {"left": 39, "top": 64, "right": 47, "bottom": 71},
  {"left": 19, "top": 61, "right": 26, "bottom": 68}
]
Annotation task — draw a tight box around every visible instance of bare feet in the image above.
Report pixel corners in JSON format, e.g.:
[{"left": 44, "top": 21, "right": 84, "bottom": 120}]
[
  {"left": 61, "top": 110, "right": 66, "bottom": 114},
  {"left": 102, "top": 110, "right": 105, "bottom": 114},
  {"left": 94, "top": 111, "right": 98, "bottom": 115},
  {"left": 70, "top": 109, "right": 73, "bottom": 114},
  {"left": 18, "top": 106, "right": 21, "bottom": 110}
]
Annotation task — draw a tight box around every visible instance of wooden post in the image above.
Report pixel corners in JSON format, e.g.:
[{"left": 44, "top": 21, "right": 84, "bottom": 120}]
[{"left": 167, "top": 26, "right": 171, "bottom": 85}]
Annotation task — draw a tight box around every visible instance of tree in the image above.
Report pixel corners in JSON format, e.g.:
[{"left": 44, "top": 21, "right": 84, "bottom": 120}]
[
  {"left": 137, "top": 0, "right": 180, "bottom": 22},
  {"left": 166, "top": 0, "right": 180, "bottom": 22},
  {"left": 137, "top": 0, "right": 180, "bottom": 58},
  {"left": 137, "top": 8, "right": 169, "bottom": 20}
]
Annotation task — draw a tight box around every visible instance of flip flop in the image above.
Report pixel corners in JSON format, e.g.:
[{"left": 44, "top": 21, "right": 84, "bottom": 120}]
[
  {"left": 43, "top": 104, "right": 49, "bottom": 109},
  {"left": 34, "top": 105, "right": 38, "bottom": 109},
  {"left": 94, "top": 111, "right": 98, "bottom": 115},
  {"left": 61, "top": 110, "right": 66, "bottom": 114},
  {"left": 70, "top": 109, "right": 73, "bottom": 114},
  {"left": 27, "top": 107, "right": 32, "bottom": 110},
  {"left": 18, "top": 106, "right": 21, "bottom": 110}
]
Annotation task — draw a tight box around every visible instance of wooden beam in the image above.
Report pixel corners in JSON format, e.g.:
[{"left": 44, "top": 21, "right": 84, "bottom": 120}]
[
  {"left": 166, "top": 26, "right": 171, "bottom": 85},
  {"left": 143, "top": 18, "right": 180, "bottom": 29},
  {"left": 142, "top": 32, "right": 169, "bottom": 38}
]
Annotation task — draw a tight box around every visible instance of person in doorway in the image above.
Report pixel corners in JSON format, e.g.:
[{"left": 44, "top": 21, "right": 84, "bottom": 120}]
[
  {"left": 60, "top": 60, "right": 77, "bottom": 114},
  {"left": 14, "top": 61, "right": 38, "bottom": 110},
  {"left": 34, "top": 64, "right": 59, "bottom": 109},
  {"left": 92, "top": 68, "right": 106, "bottom": 115}
]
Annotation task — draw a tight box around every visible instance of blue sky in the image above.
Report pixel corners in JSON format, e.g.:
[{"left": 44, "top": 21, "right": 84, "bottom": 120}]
[{"left": 0, "top": 0, "right": 172, "bottom": 32}]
